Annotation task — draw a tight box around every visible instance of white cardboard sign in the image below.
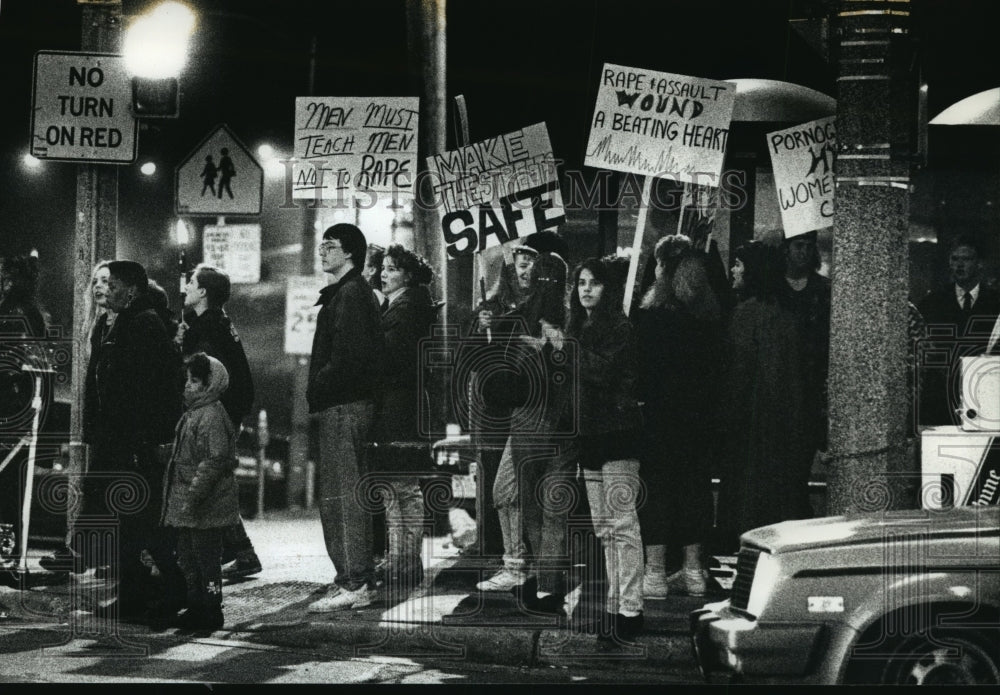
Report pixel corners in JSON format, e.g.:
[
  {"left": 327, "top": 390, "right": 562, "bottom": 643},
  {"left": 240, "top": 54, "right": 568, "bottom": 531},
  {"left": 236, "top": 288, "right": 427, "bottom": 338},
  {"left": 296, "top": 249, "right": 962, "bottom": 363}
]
[
  {"left": 585, "top": 64, "right": 735, "bottom": 186},
  {"left": 292, "top": 96, "right": 420, "bottom": 201},
  {"left": 767, "top": 117, "right": 836, "bottom": 238}
]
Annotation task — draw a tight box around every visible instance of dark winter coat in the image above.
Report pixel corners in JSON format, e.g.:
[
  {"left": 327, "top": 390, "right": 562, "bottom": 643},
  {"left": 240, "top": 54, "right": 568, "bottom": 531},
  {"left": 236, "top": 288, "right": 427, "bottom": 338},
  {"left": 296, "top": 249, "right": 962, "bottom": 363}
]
[
  {"left": 371, "top": 286, "right": 435, "bottom": 470},
  {"left": 181, "top": 306, "right": 255, "bottom": 426},
  {"left": 161, "top": 357, "right": 239, "bottom": 529},
  {"left": 307, "top": 267, "right": 385, "bottom": 413},
  {"left": 83, "top": 312, "right": 114, "bottom": 446},
  {"left": 634, "top": 303, "right": 722, "bottom": 545},
  {"left": 93, "top": 293, "right": 182, "bottom": 469},
  {"left": 572, "top": 311, "right": 643, "bottom": 470},
  {"left": 716, "top": 296, "right": 815, "bottom": 544}
]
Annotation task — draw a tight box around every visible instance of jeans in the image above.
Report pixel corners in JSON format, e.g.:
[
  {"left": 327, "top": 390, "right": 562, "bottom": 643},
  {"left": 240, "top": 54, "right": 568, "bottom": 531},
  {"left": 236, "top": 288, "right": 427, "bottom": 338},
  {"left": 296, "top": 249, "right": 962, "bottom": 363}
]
[
  {"left": 383, "top": 476, "right": 424, "bottom": 581},
  {"left": 317, "top": 400, "right": 375, "bottom": 591},
  {"left": 222, "top": 516, "right": 258, "bottom": 563},
  {"left": 177, "top": 527, "right": 224, "bottom": 610},
  {"left": 584, "top": 459, "right": 644, "bottom": 616},
  {"left": 493, "top": 432, "right": 575, "bottom": 594}
]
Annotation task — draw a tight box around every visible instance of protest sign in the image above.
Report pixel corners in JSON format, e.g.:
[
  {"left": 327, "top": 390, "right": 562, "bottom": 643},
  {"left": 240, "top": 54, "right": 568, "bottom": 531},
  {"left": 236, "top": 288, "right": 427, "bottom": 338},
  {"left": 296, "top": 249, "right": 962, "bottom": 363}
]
[
  {"left": 426, "top": 122, "right": 565, "bottom": 258},
  {"left": 767, "top": 116, "right": 836, "bottom": 238},
  {"left": 585, "top": 64, "right": 736, "bottom": 186},
  {"left": 292, "top": 97, "right": 419, "bottom": 201},
  {"left": 202, "top": 224, "right": 261, "bottom": 283}
]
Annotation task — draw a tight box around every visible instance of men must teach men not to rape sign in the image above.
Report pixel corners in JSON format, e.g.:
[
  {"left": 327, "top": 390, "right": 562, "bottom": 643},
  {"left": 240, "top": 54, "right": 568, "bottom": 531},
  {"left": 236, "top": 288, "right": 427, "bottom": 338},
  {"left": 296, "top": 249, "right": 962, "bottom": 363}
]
[
  {"left": 426, "top": 122, "right": 565, "bottom": 258},
  {"left": 585, "top": 64, "right": 735, "bottom": 185},
  {"left": 767, "top": 117, "right": 836, "bottom": 238},
  {"left": 292, "top": 97, "right": 419, "bottom": 200}
]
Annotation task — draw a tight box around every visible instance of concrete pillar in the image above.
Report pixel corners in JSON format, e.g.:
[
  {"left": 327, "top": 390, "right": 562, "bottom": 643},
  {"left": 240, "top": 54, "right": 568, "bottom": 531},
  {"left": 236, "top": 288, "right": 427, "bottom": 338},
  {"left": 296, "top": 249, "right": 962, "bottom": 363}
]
[{"left": 827, "top": 0, "right": 918, "bottom": 514}]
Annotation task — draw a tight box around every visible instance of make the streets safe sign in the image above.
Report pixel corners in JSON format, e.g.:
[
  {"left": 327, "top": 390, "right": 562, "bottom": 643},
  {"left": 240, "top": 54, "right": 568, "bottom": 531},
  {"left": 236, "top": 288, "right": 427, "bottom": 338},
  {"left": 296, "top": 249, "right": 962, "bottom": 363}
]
[
  {"left": 585, "top": 63, "right": 735, "bottom": 186},
  {"left": 30, "top": 51, "right": 137, "bottom": 163},
  {"left": 426, "top": 122, "right": 565, "bottom": 258}
]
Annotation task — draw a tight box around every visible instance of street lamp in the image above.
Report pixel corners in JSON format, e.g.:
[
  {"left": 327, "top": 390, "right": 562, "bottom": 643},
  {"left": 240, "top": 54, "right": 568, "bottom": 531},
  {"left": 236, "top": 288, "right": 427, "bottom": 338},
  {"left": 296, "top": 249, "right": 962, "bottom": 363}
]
[{"left": 123, "top": 2, "right": 196, "bottom": 118}]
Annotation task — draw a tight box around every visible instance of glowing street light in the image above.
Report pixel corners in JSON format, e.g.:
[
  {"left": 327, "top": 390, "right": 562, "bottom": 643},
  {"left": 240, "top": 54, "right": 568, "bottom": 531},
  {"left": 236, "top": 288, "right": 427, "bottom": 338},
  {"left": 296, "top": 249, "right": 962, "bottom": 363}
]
[
  {"left": 21, "top": 152, "right": 42, "bottom": 171},
  {"left": 123, "top": 2, "right": 196, "bottom": 78},
  {"left": 140, "top": 161, "right": 157, "bottom": 176},
  {"left": 123, "top": 2, "right": 196, "bottom": 117}
]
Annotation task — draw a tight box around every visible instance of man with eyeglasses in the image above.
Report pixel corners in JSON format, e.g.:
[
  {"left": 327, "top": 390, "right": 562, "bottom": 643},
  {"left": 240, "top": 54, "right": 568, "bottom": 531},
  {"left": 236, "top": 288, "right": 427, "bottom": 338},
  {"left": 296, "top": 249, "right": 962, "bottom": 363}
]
[{"left": 306, "top": 224, "right": 386, "bottom": 612}]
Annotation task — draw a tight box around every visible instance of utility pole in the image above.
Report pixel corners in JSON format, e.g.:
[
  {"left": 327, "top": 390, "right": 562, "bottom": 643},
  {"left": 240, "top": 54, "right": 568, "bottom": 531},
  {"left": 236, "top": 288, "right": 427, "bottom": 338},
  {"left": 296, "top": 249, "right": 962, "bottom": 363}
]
[
  {"left": 69, "top": 0, "right": 121, "bottom": 523},
  {"left": 287, "top": 34, "right": 319, "bottom": 509},
  {"left": 406, "top": 0, "right": 448, "bottom": 433},
  {"left": 826, "top": 0, "right": 919, "bottom": 514}
]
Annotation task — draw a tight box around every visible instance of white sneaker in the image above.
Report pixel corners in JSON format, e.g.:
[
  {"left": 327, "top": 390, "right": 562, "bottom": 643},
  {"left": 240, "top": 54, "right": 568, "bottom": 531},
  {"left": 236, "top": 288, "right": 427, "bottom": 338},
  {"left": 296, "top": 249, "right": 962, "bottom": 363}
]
[
  {"left": 643, "top": 571, "right": 669, "bottom": 599},
  {"left": 475, "top": 568, "right": 528, "bottom": 592},
  {"left": 666, "top": 568, "right": 708, "bottom": 597},
  {"left": 307, "top": 584, "right": 375, "bottom": 612}
]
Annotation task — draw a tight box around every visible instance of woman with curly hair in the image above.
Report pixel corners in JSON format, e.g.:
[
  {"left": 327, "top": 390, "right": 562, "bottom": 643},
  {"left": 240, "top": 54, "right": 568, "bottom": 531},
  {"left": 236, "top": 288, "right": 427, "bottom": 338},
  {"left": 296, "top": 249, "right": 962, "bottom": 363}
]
[
  {"left": 370, "top": 244, "right": 436, "bottom": 595},
  {"left": 633, "top": 235, "right": 722, "bottom": 599}
]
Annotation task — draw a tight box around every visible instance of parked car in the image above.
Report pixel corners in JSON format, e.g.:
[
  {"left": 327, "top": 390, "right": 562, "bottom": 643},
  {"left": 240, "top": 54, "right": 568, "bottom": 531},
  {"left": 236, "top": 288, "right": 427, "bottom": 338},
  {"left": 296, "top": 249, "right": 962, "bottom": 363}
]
[{"left": 691, "top": 505, "right": 1000, "bottom": 685}]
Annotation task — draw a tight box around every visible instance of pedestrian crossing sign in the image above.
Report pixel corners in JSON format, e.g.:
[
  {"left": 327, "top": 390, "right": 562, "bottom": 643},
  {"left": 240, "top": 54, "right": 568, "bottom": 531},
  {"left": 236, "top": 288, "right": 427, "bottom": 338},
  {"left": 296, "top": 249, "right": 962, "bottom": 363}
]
[{"left": 176, "top": 124, "right": 262, "bottom": 215}]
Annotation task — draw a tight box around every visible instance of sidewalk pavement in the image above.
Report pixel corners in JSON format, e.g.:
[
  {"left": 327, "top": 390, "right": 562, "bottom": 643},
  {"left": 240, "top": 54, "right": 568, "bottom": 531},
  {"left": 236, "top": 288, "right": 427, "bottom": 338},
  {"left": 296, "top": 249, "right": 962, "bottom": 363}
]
[{"left": 1, "top": 508, "right": 723, "bottom": 679}]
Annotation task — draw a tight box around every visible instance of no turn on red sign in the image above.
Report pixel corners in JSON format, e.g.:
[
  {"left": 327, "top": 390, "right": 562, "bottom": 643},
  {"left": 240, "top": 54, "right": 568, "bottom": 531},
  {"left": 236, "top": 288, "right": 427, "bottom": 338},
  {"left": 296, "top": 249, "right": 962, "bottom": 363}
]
[{"left": 30, "top": 51, "right": 138, "bottom": 163}]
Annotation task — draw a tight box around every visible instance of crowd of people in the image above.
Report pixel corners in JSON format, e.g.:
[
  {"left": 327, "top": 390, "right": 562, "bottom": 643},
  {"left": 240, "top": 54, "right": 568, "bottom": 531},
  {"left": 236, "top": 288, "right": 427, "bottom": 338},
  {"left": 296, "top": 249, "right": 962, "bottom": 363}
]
[{"left": 1, "top": 225, "right": 997, "bottom": 643}]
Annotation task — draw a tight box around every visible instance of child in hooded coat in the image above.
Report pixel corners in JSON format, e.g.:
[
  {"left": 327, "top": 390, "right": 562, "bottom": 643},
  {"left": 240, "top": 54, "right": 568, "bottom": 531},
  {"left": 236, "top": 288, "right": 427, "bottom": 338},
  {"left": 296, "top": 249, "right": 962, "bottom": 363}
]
[{"left": 161, "top": 352, "right": 239, "bottom": 632}]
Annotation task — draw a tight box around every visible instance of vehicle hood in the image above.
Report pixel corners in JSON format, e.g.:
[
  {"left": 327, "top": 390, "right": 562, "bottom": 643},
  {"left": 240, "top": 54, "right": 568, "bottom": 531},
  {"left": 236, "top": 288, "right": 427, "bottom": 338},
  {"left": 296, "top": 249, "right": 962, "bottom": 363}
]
[{"left": 742, "top": 505, "right": 1000, "bottom": 554}]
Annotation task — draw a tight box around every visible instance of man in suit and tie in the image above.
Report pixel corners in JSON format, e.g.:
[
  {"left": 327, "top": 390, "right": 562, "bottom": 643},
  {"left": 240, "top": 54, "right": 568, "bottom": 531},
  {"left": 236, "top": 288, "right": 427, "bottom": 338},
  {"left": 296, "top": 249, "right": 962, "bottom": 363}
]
[{"left": 917, "top": 235, "right": 1000, "bottom": 426}]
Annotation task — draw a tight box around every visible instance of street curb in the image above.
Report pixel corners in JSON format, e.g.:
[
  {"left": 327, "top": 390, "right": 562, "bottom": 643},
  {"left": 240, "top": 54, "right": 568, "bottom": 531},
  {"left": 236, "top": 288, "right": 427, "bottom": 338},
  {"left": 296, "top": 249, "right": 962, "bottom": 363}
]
[{"left": 231, "top": 620, "right": 538, "bottom": 666}]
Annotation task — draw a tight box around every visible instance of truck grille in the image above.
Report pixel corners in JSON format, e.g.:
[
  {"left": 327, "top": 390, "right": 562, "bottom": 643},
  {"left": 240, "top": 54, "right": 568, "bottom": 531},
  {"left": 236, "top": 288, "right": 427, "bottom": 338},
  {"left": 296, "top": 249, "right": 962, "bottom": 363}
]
[{"left": 730, "top": 547, "right": 760, "bottom": 610}]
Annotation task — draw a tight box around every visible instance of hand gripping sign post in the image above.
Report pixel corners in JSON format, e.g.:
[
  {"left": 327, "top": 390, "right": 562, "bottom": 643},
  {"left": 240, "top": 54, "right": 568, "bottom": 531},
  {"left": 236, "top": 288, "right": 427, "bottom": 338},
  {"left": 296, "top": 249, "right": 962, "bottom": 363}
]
[
  {"left": 584, "top": 64, "right": 735, "bottom": 313},
  {"left": 30, "top": 51, "right": 138, "bottom": 162}
]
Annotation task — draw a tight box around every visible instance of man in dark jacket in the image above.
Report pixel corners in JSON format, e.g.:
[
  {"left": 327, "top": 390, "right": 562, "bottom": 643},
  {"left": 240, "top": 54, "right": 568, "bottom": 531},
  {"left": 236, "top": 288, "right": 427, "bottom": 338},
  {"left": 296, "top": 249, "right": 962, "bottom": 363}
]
[
  {"left": 178, "top": 263, "right": 261, "bottom": 579},
  {"left": 917, "top": 235, "right": 1000, "bottom": 426},
  {"left": 93, "top": 260, "right": 186, "bottom": 622},
  {"left": 305, "top": 224, "right": 385, "bottom": 612}
]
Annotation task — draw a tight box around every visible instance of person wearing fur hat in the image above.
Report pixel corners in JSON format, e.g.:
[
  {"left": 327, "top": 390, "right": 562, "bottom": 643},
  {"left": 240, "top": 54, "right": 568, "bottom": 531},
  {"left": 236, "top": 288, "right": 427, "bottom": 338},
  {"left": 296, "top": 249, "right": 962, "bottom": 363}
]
[
  {"left": 161, "top": 352, "right": 239, "bottom": 633},
  {"left": 633, "top": 235, "right": 722, "bottom": 599}
]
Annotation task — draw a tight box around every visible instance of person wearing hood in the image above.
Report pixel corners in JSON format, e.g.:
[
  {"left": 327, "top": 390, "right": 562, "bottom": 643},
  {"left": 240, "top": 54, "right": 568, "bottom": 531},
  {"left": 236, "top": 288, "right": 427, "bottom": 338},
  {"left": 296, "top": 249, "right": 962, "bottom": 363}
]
[
  {"left": 177, "top": 264, "right": 261, "bottom": 581},
  {"left": 161, "top": 352, "right": 239, "bottom": 633}
]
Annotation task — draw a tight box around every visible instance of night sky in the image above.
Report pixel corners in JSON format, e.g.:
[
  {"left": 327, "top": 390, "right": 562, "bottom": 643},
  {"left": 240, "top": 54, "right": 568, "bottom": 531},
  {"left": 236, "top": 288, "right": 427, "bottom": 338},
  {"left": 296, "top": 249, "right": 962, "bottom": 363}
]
[{"left": 1, "top": 0, "right": 996, "bottom": 429}]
